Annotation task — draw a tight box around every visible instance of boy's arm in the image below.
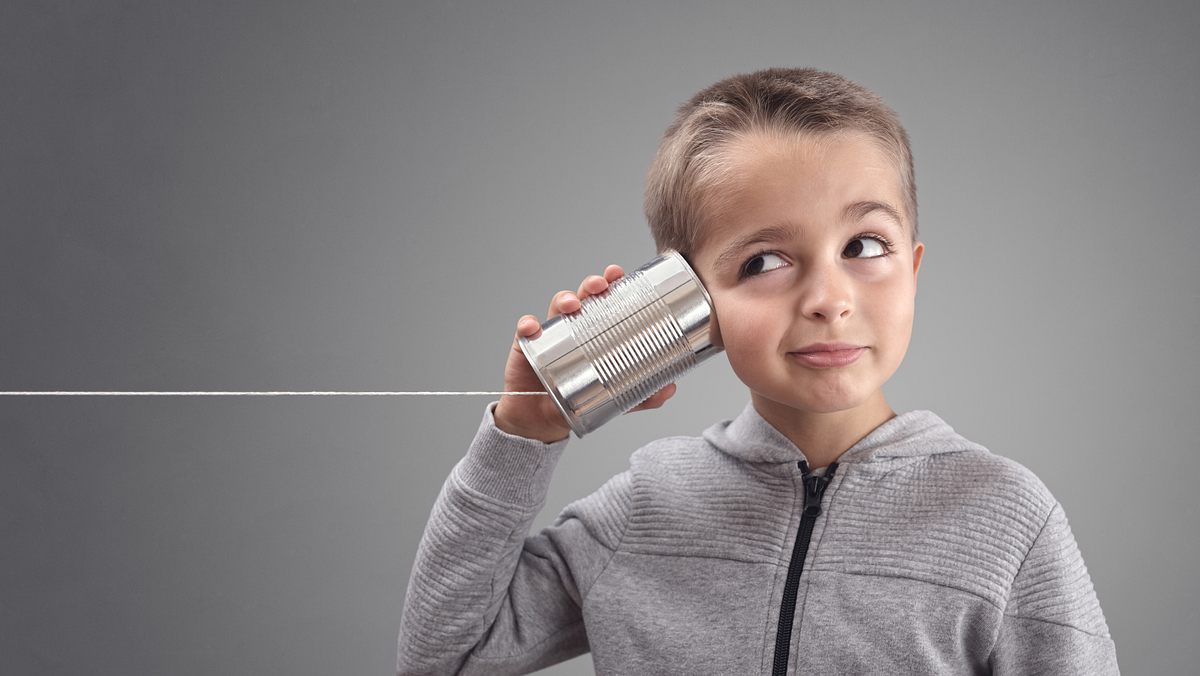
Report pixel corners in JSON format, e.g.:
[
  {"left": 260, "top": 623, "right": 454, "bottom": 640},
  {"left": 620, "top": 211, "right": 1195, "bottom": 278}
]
[
  {"left": 989, "top": 501, "right": 1120, "bottom": 675},
  {"left": 396, "top": 401, "right": 631, "bottom": 676}
]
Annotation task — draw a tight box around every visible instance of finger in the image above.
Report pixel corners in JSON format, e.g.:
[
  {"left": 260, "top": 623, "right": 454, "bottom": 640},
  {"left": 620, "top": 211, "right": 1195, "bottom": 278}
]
[
  {"left": 513, "top": 315, "right": 542, "bottom": 351},
  {"left": 576, "top": 265, "right": 624, "bottom": 305},
  {"left": 629, "top": 382, "right": 677, "bottom": 412},
  {"left": 603, "top": 264, "right": 624, "bottom": 283},
  {"left": 516, "top": 314, "right": 541, "bottom": 337},
  {"left": 576, "top": 274, "right": 608, "bottom": 301},
  {"left": 547, "top": 289, "right": 579, "bottom": 319},
  {"left": 633, "top": 383, "right": 675, "bottom": 411}
]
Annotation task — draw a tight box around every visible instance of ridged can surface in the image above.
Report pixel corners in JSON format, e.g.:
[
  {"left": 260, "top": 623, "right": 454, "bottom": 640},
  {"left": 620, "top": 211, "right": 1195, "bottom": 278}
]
[{"left": 517, "top": 249, "right": 722, "bottom": 438}]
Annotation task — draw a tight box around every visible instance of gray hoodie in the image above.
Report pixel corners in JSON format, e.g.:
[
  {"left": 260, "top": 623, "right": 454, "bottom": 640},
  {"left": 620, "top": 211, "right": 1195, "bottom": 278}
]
[{"left": 397, "top": 400, "right": 1119, "bottom": 675}]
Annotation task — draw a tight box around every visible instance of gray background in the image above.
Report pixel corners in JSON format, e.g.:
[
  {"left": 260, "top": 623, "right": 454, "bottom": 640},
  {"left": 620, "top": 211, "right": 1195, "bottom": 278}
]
[{"left": 1, "top": 1, "right": 1196, "bottom": 674}]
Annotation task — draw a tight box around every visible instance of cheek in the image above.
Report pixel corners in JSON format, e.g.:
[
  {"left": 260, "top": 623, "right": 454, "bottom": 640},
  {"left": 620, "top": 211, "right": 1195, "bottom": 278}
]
[
  {"left": 866, "top": 286, "right": 916, "bottom": 352},
  {"left": 713, "top": 297, "right": 778, "bottom": 354}
]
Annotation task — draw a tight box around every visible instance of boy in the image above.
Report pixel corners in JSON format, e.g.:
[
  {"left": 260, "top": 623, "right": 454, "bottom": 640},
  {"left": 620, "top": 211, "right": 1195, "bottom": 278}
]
[{"left": 396, "top": 68, "right": 1119, "bottom": 674}]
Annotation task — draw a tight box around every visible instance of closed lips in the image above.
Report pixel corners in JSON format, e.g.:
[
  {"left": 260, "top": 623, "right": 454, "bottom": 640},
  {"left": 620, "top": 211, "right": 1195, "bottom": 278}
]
[{"left": 793, "top": 343, "right": 863, "bottom": 353}]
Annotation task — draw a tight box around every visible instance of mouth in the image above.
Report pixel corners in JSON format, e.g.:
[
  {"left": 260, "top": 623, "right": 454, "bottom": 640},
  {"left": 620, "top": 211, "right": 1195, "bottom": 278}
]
[
  {"left": 788, "top": 346, "right": 866, "bottom": 368},
  {"left": 794, "top": 342, "right": 863, "bottom": 353}
]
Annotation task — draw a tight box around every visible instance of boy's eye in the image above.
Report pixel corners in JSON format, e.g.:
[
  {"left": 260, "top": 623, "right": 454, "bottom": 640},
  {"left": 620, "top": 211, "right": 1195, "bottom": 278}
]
[
  {"left": 740, "top": 252, "right": 787, "bottom": 278},
  {"left": 845, "top": 234, "right": 893, "bottom": 259}
]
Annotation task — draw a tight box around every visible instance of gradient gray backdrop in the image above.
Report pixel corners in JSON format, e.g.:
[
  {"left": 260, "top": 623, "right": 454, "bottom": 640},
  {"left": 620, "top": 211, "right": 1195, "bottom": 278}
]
[{"left": 2, "top": 1, "right": 1196, "bottom": 674}]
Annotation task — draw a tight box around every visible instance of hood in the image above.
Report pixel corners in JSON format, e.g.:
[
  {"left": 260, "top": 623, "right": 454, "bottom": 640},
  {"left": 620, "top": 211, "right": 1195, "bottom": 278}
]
[{"left": 701, "top": 400, "right": 989, "bottom": 466}]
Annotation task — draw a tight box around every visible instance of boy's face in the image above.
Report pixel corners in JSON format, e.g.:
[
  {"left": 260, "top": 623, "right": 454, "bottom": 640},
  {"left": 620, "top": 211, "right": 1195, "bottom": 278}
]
[{"left": 690, "top": 130, "right": 924, "bottom": 418}]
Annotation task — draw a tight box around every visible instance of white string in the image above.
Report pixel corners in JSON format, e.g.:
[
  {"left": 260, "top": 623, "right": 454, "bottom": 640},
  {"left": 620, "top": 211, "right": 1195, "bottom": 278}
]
[{"left": 0, "top": 391, "right": 549, "bottom": 396}]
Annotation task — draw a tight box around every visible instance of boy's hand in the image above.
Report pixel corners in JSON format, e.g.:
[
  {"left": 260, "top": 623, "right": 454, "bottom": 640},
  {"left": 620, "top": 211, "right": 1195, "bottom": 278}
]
[{"left": 494, "top": 264, "right": 678, "bottom": 443}]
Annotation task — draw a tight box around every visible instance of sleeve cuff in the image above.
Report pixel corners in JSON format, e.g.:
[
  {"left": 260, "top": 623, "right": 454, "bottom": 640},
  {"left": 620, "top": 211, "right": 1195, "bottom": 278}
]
[{"left": 453, "top": 400, "right": 570, "bottom": 506}]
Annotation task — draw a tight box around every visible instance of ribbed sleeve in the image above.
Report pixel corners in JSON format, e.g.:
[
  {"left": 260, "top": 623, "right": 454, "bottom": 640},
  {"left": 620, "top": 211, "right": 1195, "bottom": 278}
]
[
  {"left": 989, "top": 501, "right": 1119, "bottom": 674},
  {"left": 396, "top": 401, "right": 634, "bottom": 676},
  {"left": 452, "top": 401, "right": 568, "bottom": 507},
  {"left": 1006, "top": 502, "right": 1111, "bottom": 636}
]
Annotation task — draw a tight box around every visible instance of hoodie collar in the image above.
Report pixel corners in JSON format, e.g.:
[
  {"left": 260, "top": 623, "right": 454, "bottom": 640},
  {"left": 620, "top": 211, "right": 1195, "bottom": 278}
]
[{"left": 702, "top": 400, "right": 988, "bottom": 466}]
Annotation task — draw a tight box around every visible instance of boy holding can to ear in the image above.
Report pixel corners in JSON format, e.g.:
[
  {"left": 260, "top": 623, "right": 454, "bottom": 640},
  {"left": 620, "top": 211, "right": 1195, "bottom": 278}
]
[{"left": 397, "top": 68, "right": 1119, "bottom": 675}]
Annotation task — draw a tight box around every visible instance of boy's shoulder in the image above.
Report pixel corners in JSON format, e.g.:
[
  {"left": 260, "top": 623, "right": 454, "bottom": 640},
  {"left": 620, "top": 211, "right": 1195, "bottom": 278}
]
[
  {"left": 929, "top": 445, "right": 1058, "bottom": 504},
  {"left": 626, "top": 430, "right": 757, "bottom": 478}
]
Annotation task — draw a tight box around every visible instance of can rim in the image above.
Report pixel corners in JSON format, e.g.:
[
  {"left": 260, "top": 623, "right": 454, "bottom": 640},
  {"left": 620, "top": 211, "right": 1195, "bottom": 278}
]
[
  {"left": 516, "top": 334, "right": 588, "bottom": 438},
  {"left": 661, "top": 248, "right": 716, "bottom": 313}
]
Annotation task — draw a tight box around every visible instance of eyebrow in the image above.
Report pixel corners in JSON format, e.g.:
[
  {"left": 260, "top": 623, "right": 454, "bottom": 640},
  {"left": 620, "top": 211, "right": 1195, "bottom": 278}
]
[
  {"left": 713, "top": 223, "right": 802, "bottom": 272},
  {"left": 844, "top": 200, "right": 904, "bottom": 228},
  {"left": 712, "top": 200, "right": 905, "bottom": 272}
]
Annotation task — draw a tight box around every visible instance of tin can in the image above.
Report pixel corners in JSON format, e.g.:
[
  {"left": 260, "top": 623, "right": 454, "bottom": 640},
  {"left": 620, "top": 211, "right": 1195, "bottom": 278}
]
[{"left": 518, "top": 249, "right": 722, "bottom": 438}]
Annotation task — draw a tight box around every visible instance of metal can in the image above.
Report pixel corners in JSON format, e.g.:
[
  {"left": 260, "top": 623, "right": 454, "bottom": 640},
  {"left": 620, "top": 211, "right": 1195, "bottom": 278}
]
[{"left": 518, "top": 248, "right": 722, "bottom": 438}]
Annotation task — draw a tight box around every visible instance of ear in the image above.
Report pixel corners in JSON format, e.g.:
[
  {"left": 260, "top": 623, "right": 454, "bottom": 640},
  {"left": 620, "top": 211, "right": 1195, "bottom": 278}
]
[{"left": 911, "top": 241, "right": 925, "bottom": 285}]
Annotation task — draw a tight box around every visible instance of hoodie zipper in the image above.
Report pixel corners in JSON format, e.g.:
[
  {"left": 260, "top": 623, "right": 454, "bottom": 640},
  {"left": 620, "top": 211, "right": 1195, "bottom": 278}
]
[{"left": 771, "top": 459, "right": 838, "bottom": 676}]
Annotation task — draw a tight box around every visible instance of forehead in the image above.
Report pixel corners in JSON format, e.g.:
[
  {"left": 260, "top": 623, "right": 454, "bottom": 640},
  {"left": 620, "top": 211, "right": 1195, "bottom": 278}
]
[{"left": 694, "top": 130, "right": 909, "bottom": 255}]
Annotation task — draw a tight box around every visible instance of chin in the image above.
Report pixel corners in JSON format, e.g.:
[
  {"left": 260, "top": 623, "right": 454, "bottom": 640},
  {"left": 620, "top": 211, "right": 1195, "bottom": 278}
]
[{"left": 758, "top": 387, "right": 872, "bottom": 415}]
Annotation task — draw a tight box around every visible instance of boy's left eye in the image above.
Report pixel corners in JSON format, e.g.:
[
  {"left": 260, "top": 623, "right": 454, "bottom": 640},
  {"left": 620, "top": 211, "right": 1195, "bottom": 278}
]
[
  {"left": 740, "top": 252, "right": 787, "bottom": 278},
  {"left": 845, "top": 234, "right": 893, "bottom": 259}
]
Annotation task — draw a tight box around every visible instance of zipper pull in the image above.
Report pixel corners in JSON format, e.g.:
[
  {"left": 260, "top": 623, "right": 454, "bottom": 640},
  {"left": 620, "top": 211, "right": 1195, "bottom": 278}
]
[{"left": 797, "top": 460, "right": 838, "bottom": 517}]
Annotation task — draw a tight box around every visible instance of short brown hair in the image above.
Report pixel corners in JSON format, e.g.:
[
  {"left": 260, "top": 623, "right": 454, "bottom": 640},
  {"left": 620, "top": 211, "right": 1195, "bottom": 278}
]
[{"left": 643, "top": 67, "right": 917, "bottom": 258}]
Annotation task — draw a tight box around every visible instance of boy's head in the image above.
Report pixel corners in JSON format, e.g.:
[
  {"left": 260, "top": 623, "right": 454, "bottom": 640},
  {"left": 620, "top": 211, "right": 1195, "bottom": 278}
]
[
  {"left": 644, "top": 67, "right": 918, "bottom": 259},
  {"left": 643, "top": 68, "right": 925, "bottom": 423}
]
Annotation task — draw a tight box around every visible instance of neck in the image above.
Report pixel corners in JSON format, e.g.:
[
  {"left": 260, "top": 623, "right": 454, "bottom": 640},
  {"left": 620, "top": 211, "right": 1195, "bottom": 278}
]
[{"left": 750, "top": 391, "right": 897, "bottom": 469}]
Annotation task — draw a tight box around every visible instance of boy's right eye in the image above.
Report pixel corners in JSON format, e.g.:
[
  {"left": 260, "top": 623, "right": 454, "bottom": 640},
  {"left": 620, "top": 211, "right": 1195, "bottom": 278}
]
[{"left": 739, "top": 251, "right": 788, "bottom": 279}]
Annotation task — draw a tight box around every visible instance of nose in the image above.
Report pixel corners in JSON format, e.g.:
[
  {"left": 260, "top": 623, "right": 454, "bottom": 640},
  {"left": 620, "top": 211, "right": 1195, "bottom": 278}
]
[{"left": 796, "top": 260, "right": 853, "bottom": 322}]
